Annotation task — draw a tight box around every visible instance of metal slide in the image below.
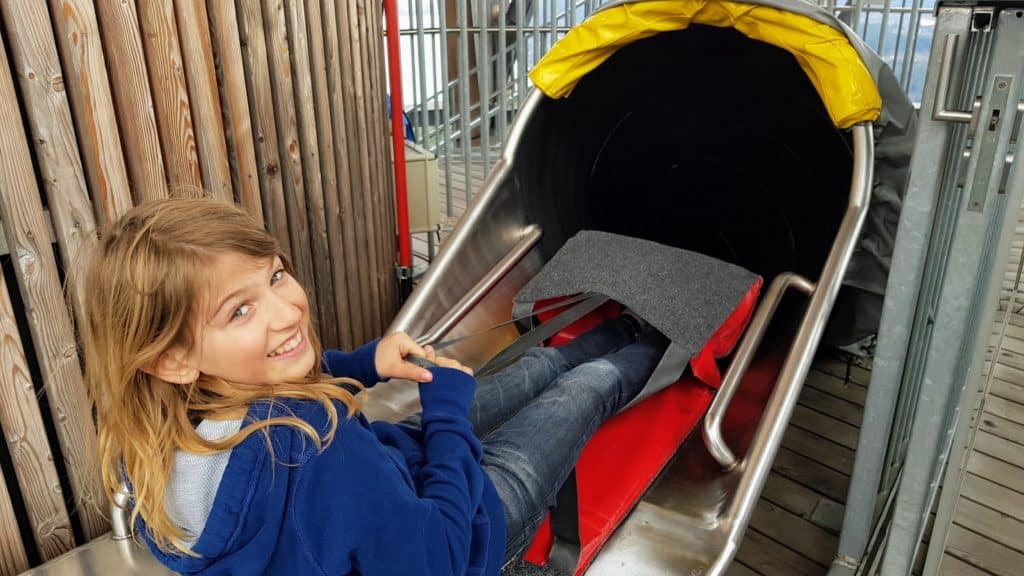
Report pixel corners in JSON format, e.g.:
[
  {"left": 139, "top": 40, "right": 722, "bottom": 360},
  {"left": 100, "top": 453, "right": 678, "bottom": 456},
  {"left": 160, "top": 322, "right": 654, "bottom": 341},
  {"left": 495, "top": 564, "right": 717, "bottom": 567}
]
[{"left": 23, "top": 2, "right": 912, "bottom": 575}]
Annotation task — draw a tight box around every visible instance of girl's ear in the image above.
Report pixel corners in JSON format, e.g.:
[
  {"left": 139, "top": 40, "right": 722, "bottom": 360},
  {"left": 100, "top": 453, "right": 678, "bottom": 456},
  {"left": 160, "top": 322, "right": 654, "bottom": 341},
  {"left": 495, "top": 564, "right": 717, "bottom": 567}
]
[{"left": 143, "top": 347, "right": 200, "bottom": 385}]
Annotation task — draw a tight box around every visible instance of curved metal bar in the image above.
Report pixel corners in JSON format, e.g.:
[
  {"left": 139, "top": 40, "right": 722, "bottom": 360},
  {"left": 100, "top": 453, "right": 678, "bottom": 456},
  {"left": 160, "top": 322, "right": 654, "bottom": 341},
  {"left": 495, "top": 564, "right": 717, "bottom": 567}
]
[
  {"left": 933, "top": 34, "right": 975, "bottom": 124},
  {"left": 702, "top": 272, "right": 814, "bottom": 469},
  {"left": 415, "top": 225, "right": 542, "bottom": 346},
  {"left": 710, "top": 123, "right": 874, "bottom": 575},
  {"left": 111, "top": 485, "right": 132, "bottom": 540}
]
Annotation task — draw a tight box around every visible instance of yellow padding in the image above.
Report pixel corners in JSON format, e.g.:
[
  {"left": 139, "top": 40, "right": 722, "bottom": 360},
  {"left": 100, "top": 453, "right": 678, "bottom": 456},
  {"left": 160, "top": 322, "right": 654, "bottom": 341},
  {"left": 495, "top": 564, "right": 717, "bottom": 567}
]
[{"left": 529, "top": 0, "right": 881, "bottom": 128}]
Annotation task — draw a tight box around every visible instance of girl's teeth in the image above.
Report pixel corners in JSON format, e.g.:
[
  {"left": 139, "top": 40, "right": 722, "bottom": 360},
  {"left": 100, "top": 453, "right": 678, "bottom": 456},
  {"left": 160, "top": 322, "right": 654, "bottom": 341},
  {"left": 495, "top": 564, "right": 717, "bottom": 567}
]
[{"left": 269, "top": 333, "right": 301, "bottom": 357}]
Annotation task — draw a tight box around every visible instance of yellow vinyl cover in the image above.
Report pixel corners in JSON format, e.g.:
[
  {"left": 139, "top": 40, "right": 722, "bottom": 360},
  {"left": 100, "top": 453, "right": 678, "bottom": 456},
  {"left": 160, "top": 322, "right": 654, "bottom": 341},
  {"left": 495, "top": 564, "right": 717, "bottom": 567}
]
[{"left": 529, "top": 0, "right": 881, "bottom": 128}]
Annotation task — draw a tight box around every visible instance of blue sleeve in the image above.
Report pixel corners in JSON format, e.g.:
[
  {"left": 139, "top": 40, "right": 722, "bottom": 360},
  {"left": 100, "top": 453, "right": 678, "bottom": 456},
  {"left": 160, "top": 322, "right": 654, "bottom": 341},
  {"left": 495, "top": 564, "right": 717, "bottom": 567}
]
[
  {"left": 295, "top": 368, "right": 487, "bottom": 575},
  {"left": 321, "top": 339, "right": 381, "bottom": 385}
]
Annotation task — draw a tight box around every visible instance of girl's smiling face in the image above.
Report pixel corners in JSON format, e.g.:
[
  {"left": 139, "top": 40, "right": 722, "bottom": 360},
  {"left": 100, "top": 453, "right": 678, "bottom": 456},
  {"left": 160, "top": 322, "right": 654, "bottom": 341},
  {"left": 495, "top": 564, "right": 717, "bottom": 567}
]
[{"left": 190, "top": 252, "right": 317, "bottom": 385}]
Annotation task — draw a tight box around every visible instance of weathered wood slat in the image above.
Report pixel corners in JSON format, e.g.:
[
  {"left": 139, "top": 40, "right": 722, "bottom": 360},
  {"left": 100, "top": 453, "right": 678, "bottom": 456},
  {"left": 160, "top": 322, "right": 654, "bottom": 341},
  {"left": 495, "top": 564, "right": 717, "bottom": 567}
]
[
  {"left": 961, "top": 473, "right": 1024, "bottom": 524},
  {"left": 206, "top": 0, "right": 263, "bottom": 222},
  {"left": 236, "top": 0, "right": 292, "bottom": 256},
  {"left": 46, "top": 0, "right": 133, "bottom": 226},
  {"left": 175, "top": 0, "right": 233, "bottom": 201},
  {"left": 366, "top": 0, "right": 395, "bottom": 329},
  {"left": 979, "top": 411, "right": 1024, "bottom": 447},
  {"left": 0, "top": 45, "right": 107, "bottom": 540},
  {"left": 0, "top": 460, "right": 29, "bottom": 576},
  {"left": 803, "top": 369, "right": 867, "bottom": 407},
  {"left": 790, "top": 404, "right": 860, "bottom": 451},
  {"left": 323, "top": 0, "right": 365, "bottom": 344},
  {"left": 967, "top": 451, "right": 1024, "bottom": 493},
  {"left": 734, "top": 527, "right": 824, "bottom": 576},
  {"left": 973, "top": 429, "right": 1024, "bottom": 470},
  {"left": 0, "top": 0, "right": 99, "bottom": 335},
  {"left": 748, "top": 499, "right": 837, "bottom": 567},
  {"left": 772, "top": 447, "right": 850, "bottom": 504},
  {"left": 953, "top": 497, "right": 1024, "bottom": 555},
  {"left": 302, "top": 0, "right": 354, "bottom": 348},
  {"left": 94, "top": 0, "right": 167, "bottom": 202},
  {"left": 137, "top": 0, "right": 203, "bottom": 192},
  {"left": 339, "top": 0, "right": 382, "bottom": 340},
  {"left": 945, "top": 524, "right": 1024, "bottom": 576},
  {"left": 285, "top": 0, "right": 337, "bottom": 349},
  {"left": 937, "top": 553, "right": 992, "bottom": 576},
  {"left": 260, "top": 0, "right": 319, "bottom": 333},
  {"left": 782, "top": 425, "right": 855, "bottom": 476},
  {"left": 0, "top": 271, "right": 74, "bottom": 560}
]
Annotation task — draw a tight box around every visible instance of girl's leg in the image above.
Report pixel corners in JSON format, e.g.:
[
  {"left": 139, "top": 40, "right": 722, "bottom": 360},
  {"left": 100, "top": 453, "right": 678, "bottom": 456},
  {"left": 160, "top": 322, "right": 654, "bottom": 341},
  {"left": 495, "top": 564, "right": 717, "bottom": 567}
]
[
  {"left": 479, "top": 329, "right": 669, "bottom": 560},
  {"left": 469, "top": 316, "right": 637, "bottom": 437}
]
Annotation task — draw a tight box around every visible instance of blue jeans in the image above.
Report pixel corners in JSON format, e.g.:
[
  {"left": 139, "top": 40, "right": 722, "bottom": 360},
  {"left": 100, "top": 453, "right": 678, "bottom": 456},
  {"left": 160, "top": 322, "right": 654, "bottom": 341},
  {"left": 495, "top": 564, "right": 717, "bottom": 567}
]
[{"left": 468, "top": 318, "right": 667, "bottom": 561}]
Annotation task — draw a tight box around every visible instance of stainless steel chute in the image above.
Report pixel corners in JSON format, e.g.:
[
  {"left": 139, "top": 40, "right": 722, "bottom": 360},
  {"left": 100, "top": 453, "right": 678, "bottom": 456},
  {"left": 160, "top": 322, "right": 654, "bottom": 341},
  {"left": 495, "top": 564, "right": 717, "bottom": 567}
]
[{"left": 374, "top": 4, "right": 911, "bottom": 575}]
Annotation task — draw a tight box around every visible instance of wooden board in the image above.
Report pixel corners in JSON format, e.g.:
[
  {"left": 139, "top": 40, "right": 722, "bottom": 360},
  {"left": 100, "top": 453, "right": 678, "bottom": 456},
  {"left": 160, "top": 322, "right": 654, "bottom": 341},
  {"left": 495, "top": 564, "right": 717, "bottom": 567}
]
[
  {"left": 322, "top": 0, "right": 365, "bottom": 344},
  {"left": 0, "top": 0, "right": 100, "bottom": 335},
  {"left": 206, "top": 0, "right": 263, "bottom": 221},
  {"left": 944, "top": 524, "right": 1024, "bottom": 576},
  {"left": 175, "top": 0, "right": 233, "bottom": 201},
  {"left": 284, "top": 0, "right": 337, "bottom": 349},
  {"left": 0, "top": 462, "right": 29, "bottom": 576},
  {"left": 47, "top": 0, "right": 132, "bottom": 226},
  {"left": 0, "top": 44, "right": 107, "bottom": 540},
  {"left": 94, "top": 0, "right": 167, "bottom": 202},
  {"left": 961, "top": 473, "right": 1024, "bottom": 523},
  {"left": 302, "top": 0, "right": 353, "bottom": 349},
  {"left": 0, "top": 271, "right": 74, "bottom": 559},
  {"left": 137, "top": 0, "right": 203, "bottom": 192}
]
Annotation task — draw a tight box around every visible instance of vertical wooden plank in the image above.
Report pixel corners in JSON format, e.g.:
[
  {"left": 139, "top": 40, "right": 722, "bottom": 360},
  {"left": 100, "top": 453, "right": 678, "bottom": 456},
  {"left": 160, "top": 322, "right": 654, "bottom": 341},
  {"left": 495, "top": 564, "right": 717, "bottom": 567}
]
[
  {"left": 206, "top": 0, "right": 263, "bottom": 222},
  {"left": 285, "top": 0, "right": 337, "bottom": 348},
  {"left": 368, "top": 0, "right": 398, "bottom": 324},
  {"left": 235, "top": 0, "right": 292, "bottom": 257},
  {"left": 47, "top": 0, "right": 133, "bottom": 226},
  {"left": 340, "top": 0, "right": 382, "bottom": 340},
  {"left": 0, "top": 42, "right": 107, "bottom": 541},
  {"left": 137, "top": 0, "right": 203, "bottom": 192},
  {"left": 0, "top": 460, "right": 29, "bottom": 576},
  {"left": 361, "top": 0, "right": 388, "bottom": 332},
  {"left": 175, "top": 0, "right": 233, "bottom": 201},
  {"left": 94, "top": 0, "right": 167, "bottom": 203},
  {"left": 323, "top": 0, "right": 365, "bottom": 345},
  {"left": 1, "top": 269, "right": 75, "bottom": 560},
  {"left": 260, "top": 0, "right": 319, "bottom": 332},
  {"left": 0, "top": 1, "right": 100, "bottom": 335},
  {"left": 306, "top": 0, "right": 352, "bottom": 349}
]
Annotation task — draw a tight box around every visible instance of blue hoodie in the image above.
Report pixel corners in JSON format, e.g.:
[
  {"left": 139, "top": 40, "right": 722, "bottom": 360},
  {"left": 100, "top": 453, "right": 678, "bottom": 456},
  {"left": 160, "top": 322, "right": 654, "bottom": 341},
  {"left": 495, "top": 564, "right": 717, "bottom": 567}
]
[{"left": 141, "top": 340, "right": 507, "bottom": 575}]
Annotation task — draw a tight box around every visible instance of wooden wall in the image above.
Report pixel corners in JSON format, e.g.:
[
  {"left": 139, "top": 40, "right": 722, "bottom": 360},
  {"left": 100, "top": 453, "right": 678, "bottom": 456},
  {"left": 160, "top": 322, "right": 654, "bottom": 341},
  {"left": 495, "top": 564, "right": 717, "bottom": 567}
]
[{"left": 0, "top": 1, "right": 397, "bottom": 572}]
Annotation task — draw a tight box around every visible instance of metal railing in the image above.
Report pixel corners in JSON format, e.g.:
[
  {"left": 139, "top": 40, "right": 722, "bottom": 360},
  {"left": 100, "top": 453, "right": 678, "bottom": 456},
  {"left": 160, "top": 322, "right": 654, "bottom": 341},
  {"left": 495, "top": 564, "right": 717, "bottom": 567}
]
[{"left": 390, "top": 0, "right": 936, "bottom": 212}]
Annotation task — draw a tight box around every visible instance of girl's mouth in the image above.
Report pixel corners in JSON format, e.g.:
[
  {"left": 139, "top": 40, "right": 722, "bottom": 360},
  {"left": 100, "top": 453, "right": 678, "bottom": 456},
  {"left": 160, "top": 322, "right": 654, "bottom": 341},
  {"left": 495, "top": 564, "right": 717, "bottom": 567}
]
[{"left": 268, "top": 329, "right": 305, "bottom": 359}]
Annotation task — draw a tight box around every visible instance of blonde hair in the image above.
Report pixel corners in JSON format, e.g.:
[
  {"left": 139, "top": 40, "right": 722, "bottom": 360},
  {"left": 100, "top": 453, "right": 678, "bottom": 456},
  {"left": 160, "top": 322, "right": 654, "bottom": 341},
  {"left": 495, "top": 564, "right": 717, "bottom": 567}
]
[{"left": 81, "top": 197, "right": 361, "bottom": 555}]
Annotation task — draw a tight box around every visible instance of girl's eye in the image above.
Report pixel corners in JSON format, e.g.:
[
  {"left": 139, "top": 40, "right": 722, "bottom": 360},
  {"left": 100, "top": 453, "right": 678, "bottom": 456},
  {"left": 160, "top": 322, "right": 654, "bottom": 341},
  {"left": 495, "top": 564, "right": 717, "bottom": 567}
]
[
  {"left": 231, "top": 303, "right": 252, "bottom": 321},
  {"left": 271, "top": 268, "right": 286, "bottom": 285}
]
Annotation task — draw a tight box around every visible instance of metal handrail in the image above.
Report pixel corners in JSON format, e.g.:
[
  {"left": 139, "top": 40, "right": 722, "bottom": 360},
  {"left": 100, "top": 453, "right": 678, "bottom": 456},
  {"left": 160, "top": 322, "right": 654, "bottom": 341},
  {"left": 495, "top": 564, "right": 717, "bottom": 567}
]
[
  {"left": 702, "top": 272, "right": 815, "bottom": 469},
  {"left": 416, "top": 225, "right": 541, "bottom": 347},
  {"left": 704, "top": 123, "right": 874, "bottom": 575}
]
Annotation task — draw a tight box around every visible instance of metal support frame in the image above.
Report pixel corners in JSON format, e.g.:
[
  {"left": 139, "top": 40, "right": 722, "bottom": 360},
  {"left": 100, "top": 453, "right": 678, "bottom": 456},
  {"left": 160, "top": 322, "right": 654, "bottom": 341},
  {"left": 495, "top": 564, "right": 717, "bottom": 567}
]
[{"left": 830, "top": 4, "right": 1024, "bottom": 574}]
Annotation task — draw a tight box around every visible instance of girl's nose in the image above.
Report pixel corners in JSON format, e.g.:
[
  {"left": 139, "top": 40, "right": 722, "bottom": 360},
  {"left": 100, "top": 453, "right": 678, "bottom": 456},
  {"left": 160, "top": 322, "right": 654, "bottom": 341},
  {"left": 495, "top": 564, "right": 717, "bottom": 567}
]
[{"left": 268, "top": 291, "right": 303, "bottom": 330}]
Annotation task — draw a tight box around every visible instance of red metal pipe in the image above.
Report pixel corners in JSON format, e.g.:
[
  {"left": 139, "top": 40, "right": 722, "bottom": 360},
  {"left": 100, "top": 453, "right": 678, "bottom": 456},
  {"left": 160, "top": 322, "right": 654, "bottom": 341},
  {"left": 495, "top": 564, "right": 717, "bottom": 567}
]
[{"left": 383, "top": 0, "right": 412, "bottom": 271}]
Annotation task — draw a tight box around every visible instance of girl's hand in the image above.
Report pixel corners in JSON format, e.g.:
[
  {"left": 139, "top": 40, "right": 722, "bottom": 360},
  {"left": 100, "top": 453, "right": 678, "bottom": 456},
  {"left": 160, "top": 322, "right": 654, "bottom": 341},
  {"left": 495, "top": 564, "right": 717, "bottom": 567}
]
[
  {"left": 422, "top": 345, "right": 474, "bottom": 376},
  {"left": 375, "top": 332, "right": 434, "bottom": 382}
]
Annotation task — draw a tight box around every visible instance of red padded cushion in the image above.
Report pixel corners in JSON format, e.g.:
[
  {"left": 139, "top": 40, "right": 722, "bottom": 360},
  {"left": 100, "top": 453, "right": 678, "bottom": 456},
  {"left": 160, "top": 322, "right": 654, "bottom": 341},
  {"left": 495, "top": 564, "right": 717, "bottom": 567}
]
[{"left": 522, "top": 279, "right": 762, "bottom": 573}]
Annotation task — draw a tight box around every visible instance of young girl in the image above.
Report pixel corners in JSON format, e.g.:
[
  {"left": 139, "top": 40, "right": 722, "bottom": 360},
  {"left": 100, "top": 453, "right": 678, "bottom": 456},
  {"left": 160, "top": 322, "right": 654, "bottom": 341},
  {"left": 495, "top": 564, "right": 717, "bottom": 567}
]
[{"left": 83, "top": 198, "right": 667, "bottom": 576}]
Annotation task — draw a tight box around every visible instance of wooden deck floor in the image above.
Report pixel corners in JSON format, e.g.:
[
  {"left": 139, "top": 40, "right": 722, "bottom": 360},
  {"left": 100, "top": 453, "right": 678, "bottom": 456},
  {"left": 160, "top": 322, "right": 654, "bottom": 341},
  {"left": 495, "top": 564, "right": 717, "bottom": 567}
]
[
  {"left": 418, "top": 158, "right": 870, "bottom": 575},
  {"left": 929, "top": 237, "right": 1024, "bottom": 575}
]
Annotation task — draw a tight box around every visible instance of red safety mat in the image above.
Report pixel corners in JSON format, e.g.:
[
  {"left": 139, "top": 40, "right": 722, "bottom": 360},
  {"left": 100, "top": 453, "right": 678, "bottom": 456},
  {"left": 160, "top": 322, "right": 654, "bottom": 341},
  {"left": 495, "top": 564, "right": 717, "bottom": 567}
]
[{"left": 522, "top": 279, "right": 762, "bottom": 574}]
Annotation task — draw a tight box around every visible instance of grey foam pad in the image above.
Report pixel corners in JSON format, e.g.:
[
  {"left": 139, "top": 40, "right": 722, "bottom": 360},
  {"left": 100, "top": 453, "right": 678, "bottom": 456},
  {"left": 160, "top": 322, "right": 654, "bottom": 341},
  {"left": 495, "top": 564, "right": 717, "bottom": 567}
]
[{"left": 516, "top": 231, "right": 760, "bottom": 359}]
